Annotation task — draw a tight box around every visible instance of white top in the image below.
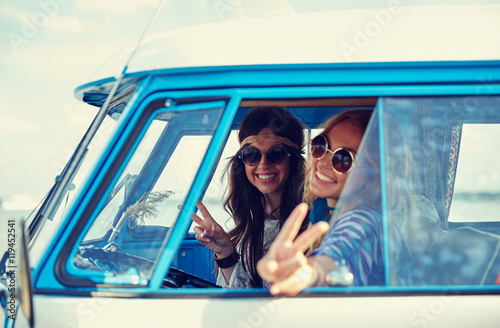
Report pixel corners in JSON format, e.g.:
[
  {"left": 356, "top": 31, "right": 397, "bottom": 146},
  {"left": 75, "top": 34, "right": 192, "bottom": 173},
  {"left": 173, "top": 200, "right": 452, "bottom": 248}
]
[
  {"left": 91, "top": 4, "right": 500, "bottom": 81},
  {"left": 216, "top": 219, "right": 280, "bottom": 289}
]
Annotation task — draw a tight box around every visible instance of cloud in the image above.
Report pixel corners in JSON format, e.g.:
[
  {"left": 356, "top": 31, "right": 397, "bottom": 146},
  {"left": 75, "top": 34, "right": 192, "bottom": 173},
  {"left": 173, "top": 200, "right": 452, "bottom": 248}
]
[
  {"left": 0, "top": 0, "right": 162, "bottom": 199},
  {"left": 3, "top": 33, "right": 131, "bottom": 82},
  {"left": 46, "top": 15, "right": 84, "bottom": 34},
  {"left": 0, "top": 105, "right": 40, "bottom": 136},
  {"left": 75, "top": 0, "right": 159, "bottom": 15},
  {"left": 0, "top": 5, "right": 30, "bottom": 24}
]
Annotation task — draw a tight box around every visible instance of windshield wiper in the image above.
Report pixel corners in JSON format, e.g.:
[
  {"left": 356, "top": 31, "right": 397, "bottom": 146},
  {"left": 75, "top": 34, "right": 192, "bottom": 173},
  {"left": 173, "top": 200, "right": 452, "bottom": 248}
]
[
  {"left": 27, "top": 78, "right": 140, "bottom": 247},
  {"left": 27, "top": 149, "right": 85, "bottom": 247}
]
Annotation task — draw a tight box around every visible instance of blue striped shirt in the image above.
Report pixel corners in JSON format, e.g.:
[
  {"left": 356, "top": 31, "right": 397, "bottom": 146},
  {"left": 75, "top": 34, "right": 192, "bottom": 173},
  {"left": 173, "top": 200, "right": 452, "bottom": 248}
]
[{"left": 311, "top": 207, "right": 385, "bottom": 286}]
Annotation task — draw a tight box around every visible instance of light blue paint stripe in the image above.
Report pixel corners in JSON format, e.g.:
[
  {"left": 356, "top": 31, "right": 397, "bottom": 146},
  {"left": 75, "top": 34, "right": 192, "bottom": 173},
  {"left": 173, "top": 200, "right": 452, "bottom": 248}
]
[
  {"left": 75, "top": 60, "right": 500, "bottom": 98},
  {"left": 136, "top": 84, "right": 500, "bottom": 99},
  {"left": 87, "top": 283, "right": 500, "bottom": 295}
]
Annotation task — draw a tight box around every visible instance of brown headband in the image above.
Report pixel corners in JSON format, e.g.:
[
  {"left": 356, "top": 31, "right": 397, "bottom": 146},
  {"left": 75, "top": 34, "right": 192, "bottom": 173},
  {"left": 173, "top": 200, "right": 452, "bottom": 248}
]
[{"left": 240, "top": 135, "right": 299, "bottom": 149}]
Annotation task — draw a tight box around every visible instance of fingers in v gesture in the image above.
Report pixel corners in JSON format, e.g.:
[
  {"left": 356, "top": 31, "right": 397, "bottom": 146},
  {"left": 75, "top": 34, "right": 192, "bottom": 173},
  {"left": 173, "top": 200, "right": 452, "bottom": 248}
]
[
  {"left": 257, "top": 203, "right": 329, "bottom": 287},
  {"left": 191, "top": 201, "right": 234, "bottom": 257}
]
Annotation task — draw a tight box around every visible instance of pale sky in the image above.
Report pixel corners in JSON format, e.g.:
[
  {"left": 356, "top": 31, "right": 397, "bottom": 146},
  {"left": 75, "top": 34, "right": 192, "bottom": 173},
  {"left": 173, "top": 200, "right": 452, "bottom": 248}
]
[
  {"left": 0, "top": 0, "right": 299, "bottom": 202},
  {"left": 0, "top": 0, "right": 162, "bottom": 201},
  {"left": 0, "top": 0, "right": 341, "bottom": 201}
]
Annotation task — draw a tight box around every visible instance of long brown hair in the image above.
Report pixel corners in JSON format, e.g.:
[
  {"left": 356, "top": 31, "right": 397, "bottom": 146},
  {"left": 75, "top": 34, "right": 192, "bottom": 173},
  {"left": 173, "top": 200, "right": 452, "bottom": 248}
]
[{"left": 223, "top": 107, "right": 306, "bottom": 287}]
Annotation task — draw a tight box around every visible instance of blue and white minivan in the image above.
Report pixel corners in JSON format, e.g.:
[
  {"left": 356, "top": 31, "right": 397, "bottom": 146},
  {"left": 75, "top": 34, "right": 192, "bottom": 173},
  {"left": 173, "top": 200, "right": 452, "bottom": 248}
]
[{"left": 2, "top": 1, "right": 500, "bottom": 327}]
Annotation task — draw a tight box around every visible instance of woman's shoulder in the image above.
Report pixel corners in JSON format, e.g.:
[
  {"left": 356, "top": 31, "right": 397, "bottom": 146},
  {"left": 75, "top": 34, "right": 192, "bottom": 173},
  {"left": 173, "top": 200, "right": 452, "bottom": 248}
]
[
  {"left": 340, "top": 206, "right": 382, "bottom": 218},
  {"left": 333, "top": 206, "right": 382, "bottom": 227}
]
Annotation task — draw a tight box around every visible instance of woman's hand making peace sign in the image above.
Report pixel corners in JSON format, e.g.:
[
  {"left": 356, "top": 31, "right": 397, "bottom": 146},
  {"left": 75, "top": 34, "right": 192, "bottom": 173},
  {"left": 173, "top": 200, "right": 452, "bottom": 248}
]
[
  {"left": 191, "top": 201, "right": 235, "bottom": 259},
  {"left": 257, "top": 203, "right": 329, "bottom": 296}
]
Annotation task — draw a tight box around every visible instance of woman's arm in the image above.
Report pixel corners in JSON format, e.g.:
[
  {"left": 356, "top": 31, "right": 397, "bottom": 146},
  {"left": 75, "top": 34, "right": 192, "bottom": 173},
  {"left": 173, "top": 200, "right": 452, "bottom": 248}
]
[
  {"left": 310, "top": 208, "right": 384, "bottom": 286},
  {"left": 216, "top": 261, "right": 254, "bottom": 288}
]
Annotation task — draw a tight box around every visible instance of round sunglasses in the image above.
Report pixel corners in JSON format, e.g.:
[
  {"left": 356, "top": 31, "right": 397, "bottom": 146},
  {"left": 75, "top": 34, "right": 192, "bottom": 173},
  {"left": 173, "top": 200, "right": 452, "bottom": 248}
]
[
  {"left": 238, "top": 144, "right": 290, "bottom": 166},
  {"left": 310, "top": 135, "right": 355, "bottom": 174}
]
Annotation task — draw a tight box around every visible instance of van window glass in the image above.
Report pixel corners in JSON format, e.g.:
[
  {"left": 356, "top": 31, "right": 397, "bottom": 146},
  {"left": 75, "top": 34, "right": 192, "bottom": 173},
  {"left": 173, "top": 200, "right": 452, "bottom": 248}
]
[
  {"left": 380, "top": 96, "right": 500, "bottom": 287},
  {"left": 71, "top": 103, "right": 224, "bottom": 285},
  {"left": 448, "top": 123, "right": 500, "bottom": 223}
]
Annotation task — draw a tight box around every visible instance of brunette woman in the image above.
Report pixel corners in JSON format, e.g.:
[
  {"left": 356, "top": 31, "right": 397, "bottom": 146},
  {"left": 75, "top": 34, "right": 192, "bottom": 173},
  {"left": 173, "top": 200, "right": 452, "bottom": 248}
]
[{"left": 192, "top": 107, "right": 306, "bottom": 288}]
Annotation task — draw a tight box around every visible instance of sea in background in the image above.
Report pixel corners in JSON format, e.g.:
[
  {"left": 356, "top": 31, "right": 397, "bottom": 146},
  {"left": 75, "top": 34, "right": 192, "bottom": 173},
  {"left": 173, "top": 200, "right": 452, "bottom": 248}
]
[{"left": 448, "top": 193, "right": 500, "bottom": 223}]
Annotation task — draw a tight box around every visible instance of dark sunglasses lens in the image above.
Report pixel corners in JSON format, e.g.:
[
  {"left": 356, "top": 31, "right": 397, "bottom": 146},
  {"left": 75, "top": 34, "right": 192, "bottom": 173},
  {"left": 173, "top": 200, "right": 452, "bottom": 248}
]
[
  {"left": 241, "top": 147, "right": 261, "bottom": 166},
  {"left": 266, "top": 145, "right": 288, "bottom": 165},
  {"left": 332, "top": 149, "right": 353, "bottom": 173},
  {"left": 311, "top": 135, "right": 327, "bottom": 158}
]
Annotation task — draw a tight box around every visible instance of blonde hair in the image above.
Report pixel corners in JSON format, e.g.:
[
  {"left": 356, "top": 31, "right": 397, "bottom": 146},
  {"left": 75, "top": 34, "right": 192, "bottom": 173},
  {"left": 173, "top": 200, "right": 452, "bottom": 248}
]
[
  {"left": 303, "top": 109, "right": 372, "bottom": 253},
  {"left": 304, "top": 109, "right": 373, "bottom": 208}
]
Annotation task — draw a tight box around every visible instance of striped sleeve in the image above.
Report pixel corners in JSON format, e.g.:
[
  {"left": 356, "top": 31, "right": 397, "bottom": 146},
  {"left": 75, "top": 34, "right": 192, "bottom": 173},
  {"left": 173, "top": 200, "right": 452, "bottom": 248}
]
[{"left": 310, "top": 208, "right": 384, "bottom": 286}]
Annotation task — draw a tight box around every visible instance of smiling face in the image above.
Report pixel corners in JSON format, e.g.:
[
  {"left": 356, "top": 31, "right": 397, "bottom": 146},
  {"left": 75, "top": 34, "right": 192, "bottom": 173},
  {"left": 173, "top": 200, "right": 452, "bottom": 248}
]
[
  {"left": 244, "top": 128, "right": 290, "bottom": 205},
  {"left": 310, "top": 119, "right": 364, "bottom": 207}
]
